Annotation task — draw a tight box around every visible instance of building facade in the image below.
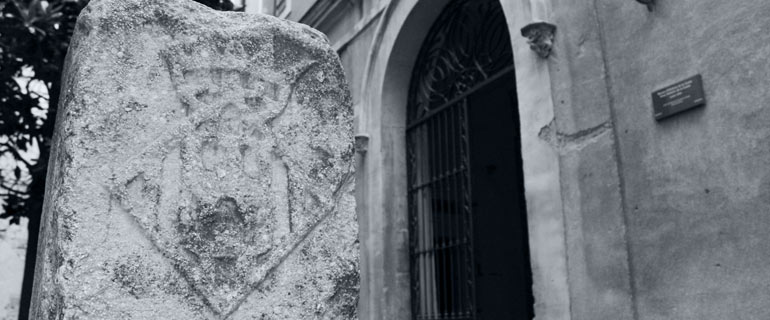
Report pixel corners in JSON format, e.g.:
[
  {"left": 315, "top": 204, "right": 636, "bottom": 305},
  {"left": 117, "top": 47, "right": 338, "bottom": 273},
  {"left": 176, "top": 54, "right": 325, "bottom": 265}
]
[{"left": 253, "top": 0, "right": 770, "bottom": 319}]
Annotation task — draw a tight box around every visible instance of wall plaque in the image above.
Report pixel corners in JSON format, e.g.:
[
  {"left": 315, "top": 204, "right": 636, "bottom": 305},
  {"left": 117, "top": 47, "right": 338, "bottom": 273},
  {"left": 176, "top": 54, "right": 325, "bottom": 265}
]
[{"left": 652, "top": 74, "right": 706, "bottom": 120}]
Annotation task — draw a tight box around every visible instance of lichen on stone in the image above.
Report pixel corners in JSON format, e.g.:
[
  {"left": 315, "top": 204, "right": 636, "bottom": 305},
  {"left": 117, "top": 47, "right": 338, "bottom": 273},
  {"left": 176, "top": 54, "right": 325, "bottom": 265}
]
[{"left": 30, "top": 0, "right": 358, "bottom": 318}]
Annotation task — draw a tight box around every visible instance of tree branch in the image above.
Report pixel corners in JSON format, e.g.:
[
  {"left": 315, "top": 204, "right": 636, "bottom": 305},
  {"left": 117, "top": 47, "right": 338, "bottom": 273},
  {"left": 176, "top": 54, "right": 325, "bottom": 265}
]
[
  {"left": 0, "top": 141, "right": 33, "bottom": 169},
  {"left": 0, "top": 183, "right": 29, "bottom": 196}
]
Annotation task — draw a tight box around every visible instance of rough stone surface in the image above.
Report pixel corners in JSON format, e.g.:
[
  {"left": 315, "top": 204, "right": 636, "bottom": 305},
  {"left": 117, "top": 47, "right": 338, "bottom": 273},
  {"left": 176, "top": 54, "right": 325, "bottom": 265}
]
[{"left": 30, "top": 0, "right": 358, "bottom": 319}]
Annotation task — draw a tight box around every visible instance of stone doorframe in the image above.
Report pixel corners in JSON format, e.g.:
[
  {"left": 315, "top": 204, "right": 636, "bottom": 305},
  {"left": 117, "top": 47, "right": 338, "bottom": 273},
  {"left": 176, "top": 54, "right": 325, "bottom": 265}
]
[{"left": 355, "top": 0, "right": 635, "bottom": 319}]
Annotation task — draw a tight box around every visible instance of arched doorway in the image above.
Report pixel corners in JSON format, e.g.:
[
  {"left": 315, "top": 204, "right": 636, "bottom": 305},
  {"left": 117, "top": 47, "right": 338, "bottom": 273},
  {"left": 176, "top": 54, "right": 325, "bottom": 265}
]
[
  {"left": 356, "top": 0, "right": 571, "bottom": 318},
  {"left": 405, "top": 0, "right": 534, "bottom": 318}
]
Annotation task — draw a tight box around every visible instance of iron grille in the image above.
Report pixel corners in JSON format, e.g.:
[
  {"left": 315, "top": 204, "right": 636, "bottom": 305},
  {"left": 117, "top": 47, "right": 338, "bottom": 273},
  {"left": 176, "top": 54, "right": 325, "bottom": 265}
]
[{"left": 406, "top": 0, "right": 513, "bottom": 319}]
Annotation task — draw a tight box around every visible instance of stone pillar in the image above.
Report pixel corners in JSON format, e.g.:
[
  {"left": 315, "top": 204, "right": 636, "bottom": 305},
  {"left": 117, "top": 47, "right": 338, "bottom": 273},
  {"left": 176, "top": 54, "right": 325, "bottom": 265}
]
[{"left": 30, "top": 0, "right": 358, "bottom": 319}]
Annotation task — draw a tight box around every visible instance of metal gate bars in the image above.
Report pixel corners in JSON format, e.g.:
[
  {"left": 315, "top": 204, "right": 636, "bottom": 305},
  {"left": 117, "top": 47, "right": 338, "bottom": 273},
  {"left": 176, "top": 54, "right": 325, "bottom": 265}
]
[
  {"left": 407, "top": 98, "right": 475, "bottom": 320},
  {"left": 405, "top": 0, "right": 514, "bottom": 318}
]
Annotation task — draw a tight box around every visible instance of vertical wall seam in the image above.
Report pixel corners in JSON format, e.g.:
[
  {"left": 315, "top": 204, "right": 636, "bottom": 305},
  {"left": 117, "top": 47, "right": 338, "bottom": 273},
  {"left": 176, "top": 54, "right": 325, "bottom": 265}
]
[
  {"left": 556, "top": 147, "right": 575, "bottom": 320},
  {"left": 590, "top": 1, "right": 639, "bottom": 319},
  {"left": 536, "top": 0, "right": 575, "bottom": 317}
]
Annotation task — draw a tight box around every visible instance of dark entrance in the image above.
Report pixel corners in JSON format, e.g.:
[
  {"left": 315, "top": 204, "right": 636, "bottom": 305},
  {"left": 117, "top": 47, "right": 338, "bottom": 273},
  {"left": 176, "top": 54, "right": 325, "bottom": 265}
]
[{"left": 406, "top": 0, "right": 534, "bottom": 319}]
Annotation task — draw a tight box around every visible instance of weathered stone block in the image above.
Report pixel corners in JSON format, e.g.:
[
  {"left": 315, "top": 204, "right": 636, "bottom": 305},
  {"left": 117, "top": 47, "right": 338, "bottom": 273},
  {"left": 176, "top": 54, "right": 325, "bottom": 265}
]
[{"left": 30, "top": 0, "right": 358, "bottom": 319}]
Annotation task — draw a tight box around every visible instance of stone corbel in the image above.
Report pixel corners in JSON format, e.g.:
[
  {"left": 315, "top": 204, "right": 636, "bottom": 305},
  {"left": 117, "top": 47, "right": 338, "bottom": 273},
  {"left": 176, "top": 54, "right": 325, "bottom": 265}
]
[
  {"left": 636, "top": 0, "right": 654, "bottom": 11},
  {"left": 520, "top": 21, "right": 557, "bottom": 59},
  {"left": 354, "top": 134, "right": 370, "bottom": 155}
]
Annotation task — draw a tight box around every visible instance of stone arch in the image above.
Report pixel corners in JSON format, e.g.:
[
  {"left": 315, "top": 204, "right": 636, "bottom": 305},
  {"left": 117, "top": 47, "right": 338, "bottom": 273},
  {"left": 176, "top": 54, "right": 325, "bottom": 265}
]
[{"left": 356, "top": 0, "right": 571, "bottom": 319}]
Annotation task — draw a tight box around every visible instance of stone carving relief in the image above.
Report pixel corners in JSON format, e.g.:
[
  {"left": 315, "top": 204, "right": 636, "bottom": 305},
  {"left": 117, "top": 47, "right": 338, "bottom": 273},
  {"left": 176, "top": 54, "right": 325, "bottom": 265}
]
[
  {"left": 521, "top": 21, "right": 557, "bottom": 59},
  {"left": 30, "top": 1, "right": 357, "bottom": 319},
  {"left": 104, "top": 38, "right": 353, "bottom": 317}
]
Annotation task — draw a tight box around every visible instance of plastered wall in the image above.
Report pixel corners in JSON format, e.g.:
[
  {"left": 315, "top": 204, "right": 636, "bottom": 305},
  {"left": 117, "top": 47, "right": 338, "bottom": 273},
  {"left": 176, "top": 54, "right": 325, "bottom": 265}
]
[
  {"left": 305, "top": 0, "right": 770, "bottom": 318},
  {"left": 593, "top": 1, "right": 770, "bottom": 319}
]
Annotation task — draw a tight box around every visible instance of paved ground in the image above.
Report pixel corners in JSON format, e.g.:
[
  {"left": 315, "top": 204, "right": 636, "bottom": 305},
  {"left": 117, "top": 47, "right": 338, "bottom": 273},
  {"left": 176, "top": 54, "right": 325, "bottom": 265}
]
[{"left": 0, "top": 218, "right": 26, "bottom": 320}]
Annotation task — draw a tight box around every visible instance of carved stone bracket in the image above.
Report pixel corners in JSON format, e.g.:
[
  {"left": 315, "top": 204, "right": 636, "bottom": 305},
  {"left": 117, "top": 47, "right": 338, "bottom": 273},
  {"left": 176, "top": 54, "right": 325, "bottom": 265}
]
[
  {"left": 636, "top": 0, "right": 654, "bottom": 11},
  {"left": 354, "top": 134, "right": 370, "bottom": 155},
  {"left": 520, "top": 21, "right": 557, "bottom": 59}
]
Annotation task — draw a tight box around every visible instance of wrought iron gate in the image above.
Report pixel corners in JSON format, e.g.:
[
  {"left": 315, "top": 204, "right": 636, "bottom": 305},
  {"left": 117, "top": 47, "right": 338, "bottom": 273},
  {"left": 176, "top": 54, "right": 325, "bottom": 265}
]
[{"left": 406, "top": 0, "right": 514, "bottom": 319}]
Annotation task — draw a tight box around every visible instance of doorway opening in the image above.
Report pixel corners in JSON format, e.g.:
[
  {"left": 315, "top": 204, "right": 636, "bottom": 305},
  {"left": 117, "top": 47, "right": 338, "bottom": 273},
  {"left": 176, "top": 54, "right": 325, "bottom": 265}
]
[{"left": 405, "top": 0, "right": 534, "bottom": 319}]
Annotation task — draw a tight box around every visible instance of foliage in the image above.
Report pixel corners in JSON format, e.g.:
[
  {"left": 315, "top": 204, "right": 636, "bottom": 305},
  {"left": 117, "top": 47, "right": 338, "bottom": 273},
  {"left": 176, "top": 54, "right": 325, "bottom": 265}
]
[
  {"left": 195, "top": 0, "right": 238, "bottom": 11},
  {"left": 0, "top": 1, "right": 238, "bottom": 318},
  {"left": 0, "top": 0, "right": 87, "bottom": 225},
  {"left": 0, "top": 0, "right": 238, "bottom": 223}
]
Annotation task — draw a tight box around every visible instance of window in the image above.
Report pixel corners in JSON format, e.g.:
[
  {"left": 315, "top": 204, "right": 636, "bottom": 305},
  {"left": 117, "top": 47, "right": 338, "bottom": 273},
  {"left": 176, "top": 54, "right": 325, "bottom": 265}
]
[
  {"left": 274, "top": 0, "right": 290, "bottom": 18},
  {"left": 244, "top": 0, "right": 289, "bottom": 17}
]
